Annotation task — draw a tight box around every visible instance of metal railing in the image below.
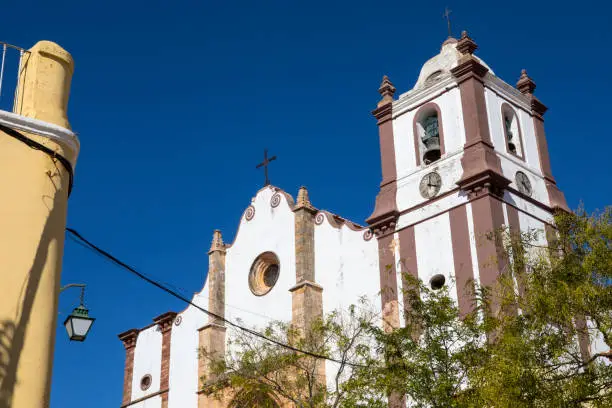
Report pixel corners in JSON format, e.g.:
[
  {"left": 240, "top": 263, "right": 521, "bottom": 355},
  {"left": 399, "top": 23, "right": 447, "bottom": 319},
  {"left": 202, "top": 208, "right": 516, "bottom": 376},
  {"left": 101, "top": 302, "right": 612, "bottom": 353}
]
[{"left": 0, "top": 41, "right": 30, "bottom": 114}]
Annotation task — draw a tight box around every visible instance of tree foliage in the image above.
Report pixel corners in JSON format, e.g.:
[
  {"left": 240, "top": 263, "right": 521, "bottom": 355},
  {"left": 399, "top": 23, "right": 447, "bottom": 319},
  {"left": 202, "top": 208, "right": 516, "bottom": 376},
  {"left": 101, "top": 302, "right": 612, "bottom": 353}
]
[
  {"left": 468, "top": 208, "right": 612, "bottom": 407},
  {"left": 200, "top": 208, "right": 611, "bottom": 407},
  {"left": 200, "top": 298, "right": 382, "bottom": 408}
]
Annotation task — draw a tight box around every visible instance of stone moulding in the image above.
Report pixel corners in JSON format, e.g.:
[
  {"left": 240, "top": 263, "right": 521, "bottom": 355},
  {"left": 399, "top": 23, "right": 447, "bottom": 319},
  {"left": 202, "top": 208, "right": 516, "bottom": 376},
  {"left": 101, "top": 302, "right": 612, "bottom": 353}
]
[{"left": 314, "top": 210, "right": 365, "bottom": 231}]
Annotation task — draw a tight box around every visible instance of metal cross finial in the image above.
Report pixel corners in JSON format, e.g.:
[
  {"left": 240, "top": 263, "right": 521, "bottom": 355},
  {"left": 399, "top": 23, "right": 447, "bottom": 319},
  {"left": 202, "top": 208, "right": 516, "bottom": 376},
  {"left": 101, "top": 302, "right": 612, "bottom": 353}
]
[
  {"left": 256, "top": 149, "right": 277, "bottom": 186},
  {"left": 443, "top": 7, "right": 453, "bottom": 38}
]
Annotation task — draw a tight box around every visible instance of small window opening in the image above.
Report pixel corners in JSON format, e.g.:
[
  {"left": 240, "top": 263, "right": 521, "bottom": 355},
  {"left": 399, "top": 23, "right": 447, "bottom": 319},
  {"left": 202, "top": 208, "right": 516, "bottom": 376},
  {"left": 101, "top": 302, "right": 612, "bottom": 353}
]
[
  {"left": 140, "top": 374, "right": 152, "bottom": 391},
  {"left": 422, "top": 114, "right": 441, "bottom": 164},
  {"left": 249, "top": 252, "right": 280, "bottom": 296},
  {"left": 429, "top": 274, "right": 446, "bottom": 290}
]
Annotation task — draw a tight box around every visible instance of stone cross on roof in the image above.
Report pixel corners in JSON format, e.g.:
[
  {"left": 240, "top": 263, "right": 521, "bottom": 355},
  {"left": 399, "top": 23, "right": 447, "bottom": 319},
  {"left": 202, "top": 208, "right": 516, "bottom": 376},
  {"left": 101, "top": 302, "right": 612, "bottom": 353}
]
[
  {"left": 256, "top": 149, "right": 277, "bottom": 187},
  {"left": 443, "top": 7, "right": 453, "bottom": 38}
]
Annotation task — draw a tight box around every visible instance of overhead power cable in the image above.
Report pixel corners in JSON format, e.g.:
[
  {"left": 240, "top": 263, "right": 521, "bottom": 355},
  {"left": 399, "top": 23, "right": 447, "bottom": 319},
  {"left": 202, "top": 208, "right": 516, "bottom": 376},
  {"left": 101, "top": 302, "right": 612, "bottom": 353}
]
[
  {"left": 65, "top": 227, "right": 366, "bottom": 368},
  {"left": 1, "top": 124, "right": 74, "bottom": 195}
]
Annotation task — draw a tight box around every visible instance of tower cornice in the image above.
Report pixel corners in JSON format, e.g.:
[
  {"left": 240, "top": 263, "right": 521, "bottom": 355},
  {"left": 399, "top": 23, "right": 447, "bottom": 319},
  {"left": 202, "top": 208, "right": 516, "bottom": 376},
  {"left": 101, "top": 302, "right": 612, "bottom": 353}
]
[
  {"left": 450, "top": 56, "right": 489, "bottom": 79},
  {"left": 393, "top": 76, "right": 458, "bottom": 118}
]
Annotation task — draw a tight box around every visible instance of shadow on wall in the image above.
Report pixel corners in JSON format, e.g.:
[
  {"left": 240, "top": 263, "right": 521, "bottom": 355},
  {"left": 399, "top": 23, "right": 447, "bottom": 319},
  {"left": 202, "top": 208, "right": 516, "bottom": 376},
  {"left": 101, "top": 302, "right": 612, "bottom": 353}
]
[{"left": 0, "top": 180, "right": 65, "bottom": 408}]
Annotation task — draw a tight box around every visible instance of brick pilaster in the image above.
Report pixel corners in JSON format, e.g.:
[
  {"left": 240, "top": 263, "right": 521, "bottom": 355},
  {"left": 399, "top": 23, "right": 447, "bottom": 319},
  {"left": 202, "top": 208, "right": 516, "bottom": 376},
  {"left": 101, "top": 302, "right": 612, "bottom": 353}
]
[
  {"left": 367, "top": 76, "right": 399, "bottom": 228},
  {"left": 153, "top": 311, "right": 177, "bottom": 408},
  {"left": 118, "top": 328, "right": 139, "bottom": 406},
  {"left": 208, "top": 230, "right": 226, "bottom": 324},
  {"left": 291, "top": 187, "right": 322, "bottom": 331},
  {"left": 289, "top": 281, "right": 323, "bottom": 331},
  {"left": 197, "top": 230, "right": 228, "bottom": 406},
  {"left": 198, "top": 323, "right": 227, "bottom": 383},
  {"left": 294, "top": 186, "right": 316, "bottom": 283}
]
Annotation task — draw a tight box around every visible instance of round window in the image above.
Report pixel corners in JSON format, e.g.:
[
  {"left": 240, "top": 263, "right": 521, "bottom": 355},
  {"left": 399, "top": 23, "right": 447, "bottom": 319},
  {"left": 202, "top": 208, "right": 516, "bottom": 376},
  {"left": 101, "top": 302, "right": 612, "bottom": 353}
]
[
  {"left": 249, "top": 252, "right": 280, "bottom": 296},
  {"left": 140, "top": 374, "right": 152, "bottom": 391},
  {"left": 429, "top": 274, "right": 446, "bottom": 290}
]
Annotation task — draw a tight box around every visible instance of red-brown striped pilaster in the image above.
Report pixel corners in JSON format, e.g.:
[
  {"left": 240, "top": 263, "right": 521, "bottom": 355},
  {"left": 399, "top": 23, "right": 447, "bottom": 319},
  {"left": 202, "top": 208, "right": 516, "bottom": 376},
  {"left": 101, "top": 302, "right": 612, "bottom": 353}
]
[
  {"left": 451, "top": 31, "right": 511, "bottom": 196},
  {"left": 367, "top": 76, "right": 399, "bottom": 231},
  {"left": 378, "top": 234, "right": 400, "bottom": 331},
  {"left": 398, "top": 227, "right": 418, "bottom": 321},
  {"left": 449, "top": 205, "right": 476, "bottom": 317},
  {"left": 544, "top": 223, "right": 558, "bottom": 253},
  {"left": 542, "top": 224, "right": 591, "bottom": 360},
  {"left": 153, "top": 311, "right": 177, "bottom": 408},
  {"left": 118, "top": 328, "right": 139, "bottom": 406},
  {"left": 450, "top": 31, "right": 511, "bottom": 317},
  {"left": 503, "top": 204, "right": 524, "bottom": 315},
  {"left": 470, "top": 195, "right": 507, "bottom": 315},
  {"left": 516, "top": 69, "right": 569, "bottom": 212}
]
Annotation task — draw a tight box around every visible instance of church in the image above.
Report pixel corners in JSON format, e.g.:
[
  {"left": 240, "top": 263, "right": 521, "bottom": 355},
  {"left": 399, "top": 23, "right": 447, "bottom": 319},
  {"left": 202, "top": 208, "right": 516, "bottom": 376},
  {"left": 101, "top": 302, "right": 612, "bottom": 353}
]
[{"left": 117, "top": 31, "right": 574, "bottom": 407}]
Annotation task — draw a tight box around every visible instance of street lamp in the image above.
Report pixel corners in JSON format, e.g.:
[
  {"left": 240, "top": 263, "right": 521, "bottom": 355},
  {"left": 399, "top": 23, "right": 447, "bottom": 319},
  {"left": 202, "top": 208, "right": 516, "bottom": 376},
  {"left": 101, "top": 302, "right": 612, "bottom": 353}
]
[{"left": 60, "top": 283, "right": 95, "bottom": 342}]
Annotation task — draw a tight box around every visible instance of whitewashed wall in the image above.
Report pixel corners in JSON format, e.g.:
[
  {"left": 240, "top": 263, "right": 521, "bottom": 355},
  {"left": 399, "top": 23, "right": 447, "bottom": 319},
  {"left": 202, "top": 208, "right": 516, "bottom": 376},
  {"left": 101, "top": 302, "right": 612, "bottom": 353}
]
[
  {"left": 465, "top": 203, "right": 481, "bottom": 286},
  {"left": 131, "top": 326, "right": 162, "bottom": 400},
  {"left": 130, "top": 395, "right": 162, "bottom": 408},
  {"left": 224, "top": 187, "right": 296, "bottom": 328},
  {"left": 168, "top": 286, "right": 209, "bottom": 408},
  {"left": 504, "top": 192, "right": 553, "bottom": 225},
  {"left": 314, "top": 216, "right": 380, "bottom": 314},
  {"left": 413, "top": 212, "right": 458, "bottom": 303},
  {"left": 314, "top": 214, "right": 380, "bottom": 392}
]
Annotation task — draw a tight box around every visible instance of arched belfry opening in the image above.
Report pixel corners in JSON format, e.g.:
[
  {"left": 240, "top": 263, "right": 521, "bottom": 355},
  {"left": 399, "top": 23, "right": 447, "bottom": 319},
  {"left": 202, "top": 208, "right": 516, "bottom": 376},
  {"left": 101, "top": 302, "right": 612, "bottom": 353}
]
[
  {"left": 501, "top": 104, "right": 523, "bottom": 158},
  {"left": 414, "top": 105, "right": 443, "bottom": 165},
  {"left": 422, "top": 113, "right": 441, "bottom": 164}
]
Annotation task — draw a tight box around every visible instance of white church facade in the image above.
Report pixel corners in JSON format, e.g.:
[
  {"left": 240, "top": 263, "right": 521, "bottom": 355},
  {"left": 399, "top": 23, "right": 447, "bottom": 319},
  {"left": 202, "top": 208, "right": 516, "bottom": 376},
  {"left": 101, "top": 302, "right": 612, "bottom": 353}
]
[{"left": 117, "top": 32, "right": 583, "bottom": 408}]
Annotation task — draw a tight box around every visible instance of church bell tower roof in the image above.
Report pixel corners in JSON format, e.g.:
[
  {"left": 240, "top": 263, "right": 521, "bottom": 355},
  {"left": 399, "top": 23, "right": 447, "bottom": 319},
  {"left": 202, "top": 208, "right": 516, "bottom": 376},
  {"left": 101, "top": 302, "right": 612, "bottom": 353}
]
[{"left": 413, "top": 35, "right": 494, "bottom": 90}]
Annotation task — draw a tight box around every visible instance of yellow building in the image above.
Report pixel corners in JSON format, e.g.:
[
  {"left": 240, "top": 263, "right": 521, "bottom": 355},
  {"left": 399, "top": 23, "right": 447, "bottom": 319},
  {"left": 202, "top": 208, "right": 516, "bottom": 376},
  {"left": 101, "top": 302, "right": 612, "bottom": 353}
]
[{"left": 0, "top": 40, "right": 79, "bottom": 408}]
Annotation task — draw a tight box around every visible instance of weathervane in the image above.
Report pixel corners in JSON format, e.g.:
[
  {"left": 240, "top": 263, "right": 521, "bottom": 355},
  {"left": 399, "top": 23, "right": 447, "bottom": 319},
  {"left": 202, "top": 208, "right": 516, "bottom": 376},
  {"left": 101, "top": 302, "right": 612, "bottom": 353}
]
[
  {"left": 443, "top": 7, "right": 453, "bottom": 38},
  {"left": 256, "top": 149, "right": 277, "bottom": 186}
]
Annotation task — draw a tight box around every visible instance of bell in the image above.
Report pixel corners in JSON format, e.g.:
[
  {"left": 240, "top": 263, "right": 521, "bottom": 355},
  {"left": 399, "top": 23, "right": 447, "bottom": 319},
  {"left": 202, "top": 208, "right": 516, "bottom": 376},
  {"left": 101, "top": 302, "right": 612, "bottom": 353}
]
[
  {"left": 508, "top": 141, "right": 517, "bottom": 155},
  {"left": 422, "top": 136, "right": 441, "bottom": 164}
]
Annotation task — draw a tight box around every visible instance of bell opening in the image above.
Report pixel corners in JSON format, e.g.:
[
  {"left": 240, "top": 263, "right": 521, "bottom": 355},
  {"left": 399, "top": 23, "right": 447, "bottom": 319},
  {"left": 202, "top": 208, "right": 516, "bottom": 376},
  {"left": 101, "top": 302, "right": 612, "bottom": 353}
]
[
  {"left": 423, "top": 148, "right": 441, "bottom": 165},
  {"left": 508, "top": 142, "right": 517, "bottom": 155}
]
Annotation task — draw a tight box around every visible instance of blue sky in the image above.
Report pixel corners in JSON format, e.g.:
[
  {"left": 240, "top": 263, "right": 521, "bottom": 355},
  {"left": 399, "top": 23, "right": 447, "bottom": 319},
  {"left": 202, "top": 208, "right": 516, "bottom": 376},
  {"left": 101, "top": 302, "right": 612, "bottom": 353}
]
[{"left": 2, "top": 1, "right": 610, "bottom": 407}]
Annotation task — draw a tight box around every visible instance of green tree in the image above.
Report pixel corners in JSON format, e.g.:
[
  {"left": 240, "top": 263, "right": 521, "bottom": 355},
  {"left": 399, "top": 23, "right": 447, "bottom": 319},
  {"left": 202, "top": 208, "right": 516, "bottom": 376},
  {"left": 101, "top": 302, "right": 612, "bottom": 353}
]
[
  {"left": 343, "top": 278, "right": 489, "bottom": 408},
  {"left": 200, "top": 298, "right": 384, "bottom": 408},
  {"left": 351, "top": 208, "right": 611, "bottom": 407},
  {"left": 469, "top": 208, "right": 612, "bottom": 407},
  {"left": 200, "top": 209, "right": 611, "bottom": 407}
]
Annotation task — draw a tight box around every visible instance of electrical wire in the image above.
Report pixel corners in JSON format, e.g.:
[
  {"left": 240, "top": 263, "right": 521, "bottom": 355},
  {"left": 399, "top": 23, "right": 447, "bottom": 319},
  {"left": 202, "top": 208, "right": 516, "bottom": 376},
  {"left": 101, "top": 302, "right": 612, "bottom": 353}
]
[
  {"left": 0, "top": 124, "right": 74, "bottom": 195},
  {"left": 65, "top": 227, "right": 366, "bottom": 368}
]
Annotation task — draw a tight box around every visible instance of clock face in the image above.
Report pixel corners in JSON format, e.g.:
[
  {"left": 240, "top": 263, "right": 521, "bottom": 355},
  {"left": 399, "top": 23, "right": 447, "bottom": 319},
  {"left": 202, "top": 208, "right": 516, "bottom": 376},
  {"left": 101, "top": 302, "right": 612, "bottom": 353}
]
[
  {"left": 419, "top": 172, "right": 442, "bottom": 199},
  {"left": 515, "top": 171, "right": 532, "bottom": 196}
]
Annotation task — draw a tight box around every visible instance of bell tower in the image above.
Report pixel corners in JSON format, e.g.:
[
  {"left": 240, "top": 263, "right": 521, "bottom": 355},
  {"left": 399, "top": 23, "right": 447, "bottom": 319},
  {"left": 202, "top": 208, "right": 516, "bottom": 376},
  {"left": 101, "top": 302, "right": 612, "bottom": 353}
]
[{"left": 368, "top": 32, "right": 568, "bottom": 331}]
